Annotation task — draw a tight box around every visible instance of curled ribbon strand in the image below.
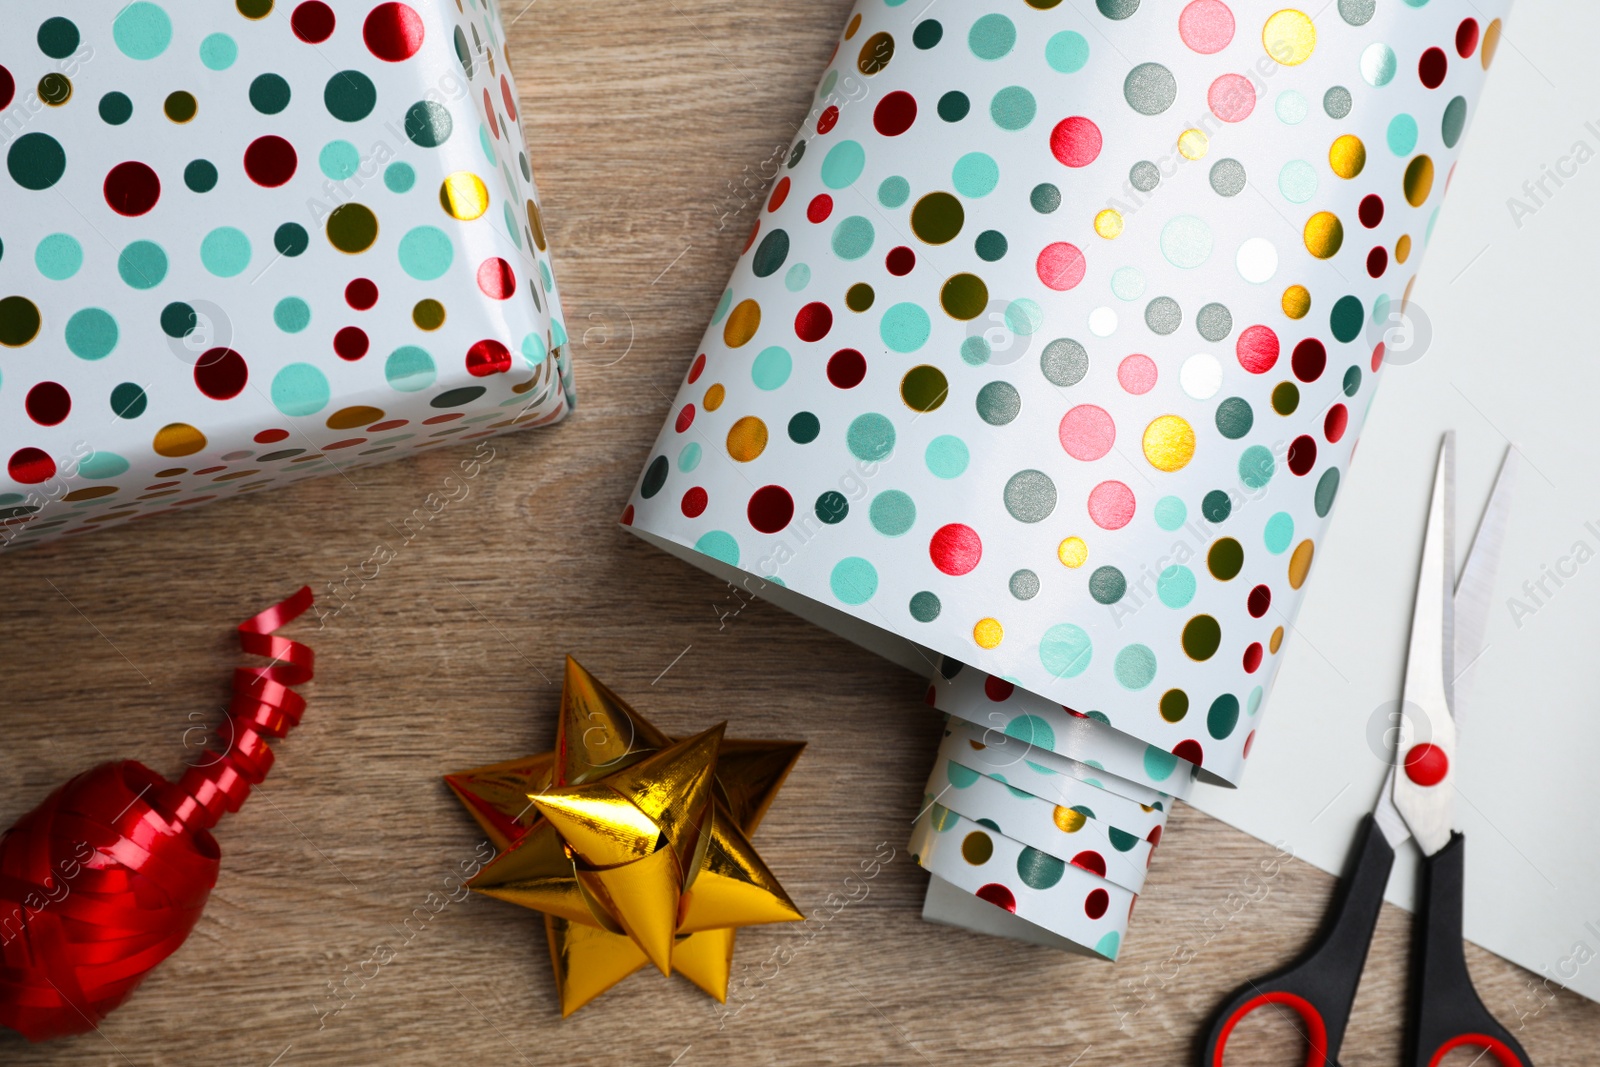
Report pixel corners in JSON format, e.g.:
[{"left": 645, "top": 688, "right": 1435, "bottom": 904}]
[{"left": 0, "top": 588, "right": 315, "bottom": 1042}]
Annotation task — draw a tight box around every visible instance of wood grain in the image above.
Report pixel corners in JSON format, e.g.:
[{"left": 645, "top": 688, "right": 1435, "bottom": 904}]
[{"left": 1, "top": 1, "right": 1594, "bottom": 1063}]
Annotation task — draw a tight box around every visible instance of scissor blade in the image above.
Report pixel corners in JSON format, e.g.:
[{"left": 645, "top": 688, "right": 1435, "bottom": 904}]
[
  {"left": 1451, "top": 448, "right": 1519, "bottom": 724},
  {"left": 1391, "top": 434, "right": 1458, "bottom": 857}
]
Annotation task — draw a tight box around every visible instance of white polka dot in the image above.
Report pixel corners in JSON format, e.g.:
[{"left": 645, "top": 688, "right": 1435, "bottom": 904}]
[
  {"left": 1089, "top": 306, "right": 1118, "bottom": 337},
  {"left": 1181, "top": 353, "right": 1222, "bottom": 400},
  {"left": 1236, "top": 238, "right": 1279, "bottom": 283}
]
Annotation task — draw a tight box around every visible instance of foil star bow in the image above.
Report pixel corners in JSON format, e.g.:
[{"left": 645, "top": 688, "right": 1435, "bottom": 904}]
[{"left": 445, "top": 657, "right": 804, "bottom": 1015}]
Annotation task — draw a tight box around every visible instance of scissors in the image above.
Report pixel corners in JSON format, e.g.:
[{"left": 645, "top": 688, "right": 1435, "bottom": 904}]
[{"left": 1200, "top": 434, "right": 1530, "bottom": 1067}]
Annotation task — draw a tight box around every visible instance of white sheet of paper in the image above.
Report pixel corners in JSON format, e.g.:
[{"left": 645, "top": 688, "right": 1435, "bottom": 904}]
[{"left": 1189, "top": 0, "right": 1600, "bottom": 1003}]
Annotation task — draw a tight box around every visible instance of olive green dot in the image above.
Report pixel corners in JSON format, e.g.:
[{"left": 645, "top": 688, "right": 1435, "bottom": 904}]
[
  {"left": 1208, "top": 538, "right": 1244, "bottom": 580},
  {"left": 1182, "top": 615, "right": 1222, "bottom": 660},
  {"left": 910, "top": 191, "right": 965, "bottom": 244},
  {"left": 846, "top": 283, "right": 874, "bottom": 312},
  {"left": 900, "top": 365, "right": 949, "bottom": 412},
  {"left": 1271, "top": 381, "right": 1300, "bottom": 415},
  {"left": 1159, "top": 688, "right": 1189, "bottom": 723},
  {"left": 940, "top": 273, "right": 988, "bottom": 319},
  {"left": 163, "top": 91, "right": 198, "bottom": 123}
]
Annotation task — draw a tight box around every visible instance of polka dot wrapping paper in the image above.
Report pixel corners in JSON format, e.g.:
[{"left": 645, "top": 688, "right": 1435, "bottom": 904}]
[
  {"left": 0, "top": 1, "right": 571, "bottom": 550},
  {"left": 624, "top": 0, "right": 1510, "bottom": 953}
]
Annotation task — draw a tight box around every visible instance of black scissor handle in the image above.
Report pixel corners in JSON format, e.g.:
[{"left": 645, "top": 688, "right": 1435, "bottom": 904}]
[
  {"left": 1200, "top": 814, "right": 1396, "bottom": 1067},
  {"left": 1407, "top": 832, "right": 1532, "bottom": 1067}
]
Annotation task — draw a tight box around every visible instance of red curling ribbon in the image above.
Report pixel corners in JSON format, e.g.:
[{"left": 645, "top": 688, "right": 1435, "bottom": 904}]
[{"left": 0, "top": 588, "right": 315, "bottom": 1041}]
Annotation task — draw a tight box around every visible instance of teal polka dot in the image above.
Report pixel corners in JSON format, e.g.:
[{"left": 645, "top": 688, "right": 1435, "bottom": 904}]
[
  {"left": 678, "top": 442, "right": 702, "bottom": 472},
  {"left": 64, "top": 308, "right": 118, "bottom": 360},
  {"left": 1111, "top": 265, "right": 1146, "bottom": 301},
  {"left": 830, "top": 557, "right": 879, "bottom": 604},
  {"left": 947, "top": 761, "right": 980, "bottom": 788},
  {"left": 784, "top": 263, "right": 810, "bottom": 291},
  {"left": 695, "top": 530, "right": 740, "bottom": 567},
  {"left": 1387, "top": 113, "right": 1419, "bottom": 156},
  {"left": 273, "top": 297, "right": 311, "bottom": 333},
  {"left": 989, "top": 86, "right": 1036, "bottom": 130},
  {"left": 1248, "top": 686, "right": 1263, "bottom": 714},
  {"left": 831, "top": 216, "right": 875, "bottom": 260},
  {"left": 1143, "top": 745, "right": 1177, "bottom": 782},
  {"left": 1160, "top": 215, "right": 1213, "bottom": 268},
  {"left": 1045, "top": 31, "right": 1089, "bottom": 73},
  {"left": 846, "top": 413, "right": 896, "bottom": 461},
  {"left": 952, "top": 152, "right": 1000, "bottom": 198},
  {"left": 878, "top": 175, "right": 910, "bottom": 207},
  {"left": 1114, "top": 645, "right": 1157, "bottom": 690},
  {"left": 1040, "top": 623, "right": 1092, "bottom": 679},
  {"left": 1157, "top": 565, "right": 1196, "bottom": 608},
  {"left": 925, "top": 435, "right": 969, "bottom": 478},
  {"left": 398, "top": 226, "right": 454, "bottom": 281},
  {"left": 271, "top": 363, "right": 331, "bottom": 417},
  {"left": 384, "top": 162, "right": 416, "bottom": 193},
  {"left": 320, "top": 140, "right": 361, "bottom": 181},
  {"left": 1275, "top": 90, "right": 1309, "bottom": 124},
  {"left": 522, "top": 332, "right": 547, "bottom": 367},
  {"left": 200, "top": 227, "right": 252, "bottom": 278},
  {"left": 1154, "top": 495, "right": 1186, "bottom": 531},
  {"left": 113, "top": 2, "right": 173, "bottom": 61},
  {"left": 1239, "top": 445, "right": 1275, "bottom": 489},
  {"left": 869, "top": 490, "right": 916, "bottom": 536},
  {"left": 35, "top": 234, "right": 83, "bottom": 280},
  {"left": 1005, "top": 299, "right": 1043, "bottom": 335},
  {"left": 78, "top": 452, "right": 130, "bottom": 480},
  {"left": 960, "top": 336, "right": 990, "bottom": 365},
  {"left": 199, "top": 32, "right": 237, "bottom": 70},
  {"left": 1207, "top": 694, "right": 1241, "bottom": 740},
  {"left": 1264, "top": 511, "right": 1295, "bottom": 554},
  {"left": 385, "top": 346, "right": 436, "bottom": 391},
  {"left": 751, "top": 345, "right": 792, "bottom": 390},
  {"left": 1096, "top": 931, "right": 1121, "bottom": 960},
  {"left": 880, "top": 302, "right": 931, "bottom": 353},
  {"left": 968, "top": 13, "right": 1016, "bottom": 59},
  {"left": 819, "top": 140, "right": 866, "bottom": 190},
  {"left": 117, "top": 241, "right": 167, "bottom": 289},
  {"left": 1006, "top": 713, "right": 1055, "bottom": 750},
  {"left": 1279, "top": 160, "right": 1318, "bottom": 204}
]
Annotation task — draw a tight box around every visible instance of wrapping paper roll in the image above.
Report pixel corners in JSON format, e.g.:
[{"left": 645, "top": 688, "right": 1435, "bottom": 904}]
[{"left": 625, "top": 0, "right": 1509, "bottom": 952}]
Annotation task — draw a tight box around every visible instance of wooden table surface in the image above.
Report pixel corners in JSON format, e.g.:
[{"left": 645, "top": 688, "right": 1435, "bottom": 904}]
[{"left": 3, "top": 1, "right": 1595, "bottom": 1063}]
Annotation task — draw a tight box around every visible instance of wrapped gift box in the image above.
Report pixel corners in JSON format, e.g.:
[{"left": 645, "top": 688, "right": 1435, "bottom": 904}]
[{"left": 0, "top": 0, "right": 571, "bottom": 550}]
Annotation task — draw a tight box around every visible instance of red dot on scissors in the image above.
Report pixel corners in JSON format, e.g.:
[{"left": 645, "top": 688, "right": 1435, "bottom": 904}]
[{"left": 1404, "top": 742, "right": 1450, "bottom": 787}]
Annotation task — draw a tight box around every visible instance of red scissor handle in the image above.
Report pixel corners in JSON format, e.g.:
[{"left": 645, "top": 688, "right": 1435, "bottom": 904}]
[{"left": 1207, "top": 990, "right": 1329, "bottom": 1067}]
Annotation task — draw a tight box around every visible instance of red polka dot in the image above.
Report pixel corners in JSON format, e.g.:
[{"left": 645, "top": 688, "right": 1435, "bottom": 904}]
[
  {"left": 244, "top": 135, "right": 298, "bottom": 187},
  {"left": 1371, "top": 342, "right": 1385, "bottom": 372},
  {"left": 1173, "top": 739, "right": 1204, "bottom": 768},
  {"left": 1359, "top": 194, "right": 1384, "bottom": 228},
  {"left": 1049, "top": 116, "right": 1102, "bottom": 168},
  {"left": 1236, "top": 325, "right": 1279, "bottom": 373},
  {"left": 1419, "top": 47, "right": 1448, "bottom": 88},
  {"left": 1059, "top": 404, "right": 1116, "bottom": 461},
  {"left": 500, "top": 75, "right": 517, "bottom": 124},
  {"left": 1367, "top": 246, "right": 1388, "bottom": 278},
  {"left": 827, "top": 348, "right": 867, "bottom": 388},
  {"left": 1243, "top": 642, "right": 1263, "bottom": 673},
  {"left": 619, "top": 504, "right": 635, "bottom": 526},
  {"left": 1179, "top": 0, "right": 1235, "bottom": 54},
  {"left": 290, "top": 1, "right": 336, "bottom": 43},
  {"left": 767, "top": 177, "right": 790, "bottom": 213},
  {"left": 0, "top": 66, "right": 13, "bottom": 111},
  {"left": 687, "top": 353, "right": 707, "bottom": 384},
  {"left": 1247, "top": 584, "right": 1272, "bottom": 618},
  {"left": 873, "top": 91, "right": 917, "bottom": 136},
  {"left": 1405, "top": 742, "right": 1450, "bottom": 786},
  {"left": 742, "top": 221, "right": 760, "bottom": 255},
  {"left": 1117, "top": 354, "right": 1157, "bottom": 395},
  {"left": 254, "top": 428, "right": 290, "bottom": 444},
  {"left": 1243, "top": 730, "right": 1256, "bottom": 758},
  {"left": 675, "top": 404, "right": 696, "bottom": 433},
  {"left": 1325, "top": 403, "right": 1348, "bottom": 443},
  {"left": 345, "top": 278, "right": 378, "bottom": 310},
  {"left": 103, "top": 162, "right": 161, "bottom": 217},
  {"left": 195, "top": 347, "right": 248, "bottom": 400},
  {"left": 681, "top": 486, "right": 708, "bottom": 518},
  {"left": 1036, "top": 242, "right": 1086, "bottom": 291},
  {"left": 363, "top": 2, "right": 425, "bottom": 62},
  {"left": 930, "top": 523, "right": 982, "bottom": 576},
  {"left": 816, "top": 105, "right": 840, "bottom": 135},
  {"left": 1207, "top": 73, "right": 1255, "bottom": 122},
  {"left": 7, "top": 447, "right": 54, "bottom": 485},
  {"left": 1291, "top": 338, "right": 1326, "bottom": 382},
  {"left": 984, "top": 675, "right": 1015, "bottom": 702},
  {"left": 1087, "top": 481, "right": 1135, "bottom": 530},
  {"left": 1147, "top": 825, "right": 1162, "bottom": 848},
  {"left": 885, "top": 246, "right": 916, "bottom": 276},
  {"left": 806, "top": 195, "right": 833, "bottom": 223},
  {"left": 976, "top": 883, "right": 1017, "bottom": 913},
  {"left": 334, "top": 327, "right": 369, "bottom": 361},
  {"left": 1456, "top": 18, "right": 1480, "bottom": 58},
  {"left": 476, "top": 257, "right": 516, "bottom": 300},
  {"left": 1084, "top": 888, "right": 1110, "bottom": 920},
  {"left": 466, "top": 339, "right": 512, "bottom": 377},
  {"left": 795, "top": 302, "right": 833, "bottom": 342},
  {"left": 481, "top": 89, "right": 499, "bottom": 139},
  {"left": 747, "top": 485, "right": 795, "bottom": 533},
  {"left": 1287, "top": 434, "right": 1317, "bottom": 476},
  {"left": 1071, "top": 851, "right": 1107, "bottom": 878},
  {"left": 24, "top": 382, "right": 70, "bottom": 426}
]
